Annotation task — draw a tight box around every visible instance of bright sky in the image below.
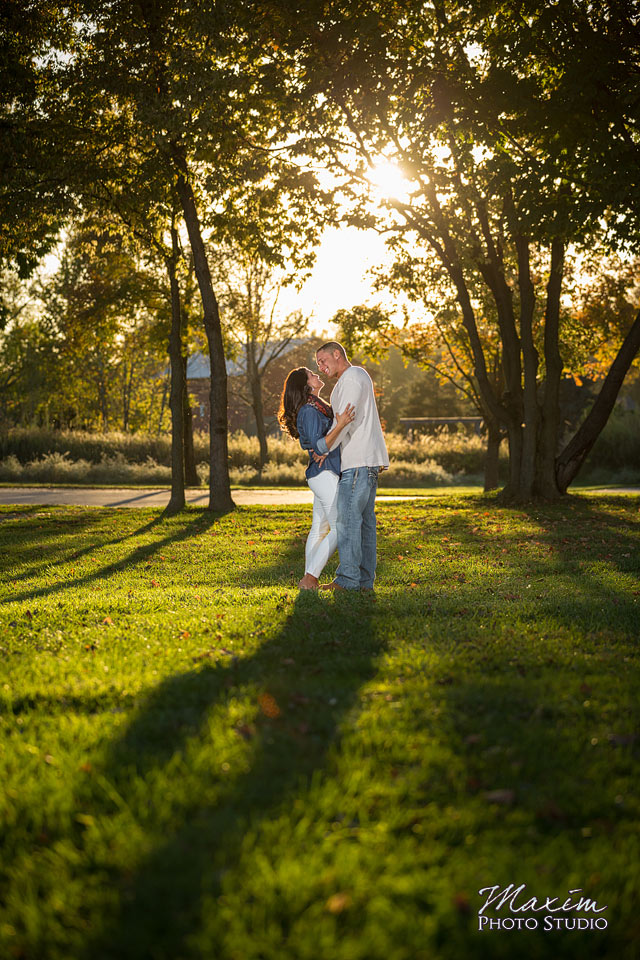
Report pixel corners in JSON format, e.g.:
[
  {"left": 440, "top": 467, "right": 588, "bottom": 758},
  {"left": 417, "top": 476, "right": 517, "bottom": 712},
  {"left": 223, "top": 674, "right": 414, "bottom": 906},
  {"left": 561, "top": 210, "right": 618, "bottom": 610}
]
[
  {"left": 42, "top": 224, "right": 396, "bottom": 335},
  {"left": 278, "top": 225, "right": 395, "bottom": 334},
  {"left": 277, "top": 160, "right": 421, "bottom": 333}
]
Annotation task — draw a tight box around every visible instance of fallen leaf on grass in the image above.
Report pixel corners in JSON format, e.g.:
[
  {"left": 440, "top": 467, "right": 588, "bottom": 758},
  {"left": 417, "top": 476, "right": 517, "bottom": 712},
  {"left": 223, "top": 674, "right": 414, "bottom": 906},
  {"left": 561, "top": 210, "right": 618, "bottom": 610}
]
[
  {"left": 289, "top": 692, "right": 310, "bottom": 705},
  {"left": 536, "top": 801, "right": 566, "bottom": 821},
  {"left": 607, "top": 733, "right": 636, "bottom": 747},
  {"left": 453, "top": 892, "right": 471, "bottom": 914},
  {"left": 326, "top": 892, "right": 352, "bottom": 914},
  {"left": 102, "top": 616, "right": 113, "bottom": 626},
  {"left": 258, "top": 692, "right": 281, "bottom": 719}
]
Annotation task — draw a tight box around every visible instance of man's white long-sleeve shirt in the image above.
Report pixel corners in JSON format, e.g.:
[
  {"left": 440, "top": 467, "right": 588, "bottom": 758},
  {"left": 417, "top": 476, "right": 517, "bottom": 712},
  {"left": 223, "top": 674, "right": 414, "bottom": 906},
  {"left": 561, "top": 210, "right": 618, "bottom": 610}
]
[{"left": 316, "top": 366, "right": 389, "bottom": 470}]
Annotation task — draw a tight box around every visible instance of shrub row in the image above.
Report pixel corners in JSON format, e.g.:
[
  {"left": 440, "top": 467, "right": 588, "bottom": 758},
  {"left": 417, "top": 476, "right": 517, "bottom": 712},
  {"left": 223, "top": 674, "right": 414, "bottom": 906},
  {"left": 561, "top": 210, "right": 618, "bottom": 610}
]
[
  {"left": 0, "top": 426, "right": 495, "bottom": 472},
  {"left": 0, "top": 450, "right": 476, "bottom": 487}
]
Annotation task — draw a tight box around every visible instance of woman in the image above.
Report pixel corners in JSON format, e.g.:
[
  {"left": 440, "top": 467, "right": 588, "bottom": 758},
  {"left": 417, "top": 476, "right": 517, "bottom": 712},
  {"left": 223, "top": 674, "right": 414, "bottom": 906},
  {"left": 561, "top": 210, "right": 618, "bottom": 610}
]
[{"left": 279, "top": 367, "right": 355, "bottom": 590}]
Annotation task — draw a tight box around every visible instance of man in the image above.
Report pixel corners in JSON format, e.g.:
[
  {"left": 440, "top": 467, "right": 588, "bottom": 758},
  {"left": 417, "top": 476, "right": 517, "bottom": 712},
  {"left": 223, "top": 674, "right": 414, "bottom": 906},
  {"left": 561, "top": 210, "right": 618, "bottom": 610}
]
[{"left": 315, "top": 341, "right": 389, "bottom": 591}]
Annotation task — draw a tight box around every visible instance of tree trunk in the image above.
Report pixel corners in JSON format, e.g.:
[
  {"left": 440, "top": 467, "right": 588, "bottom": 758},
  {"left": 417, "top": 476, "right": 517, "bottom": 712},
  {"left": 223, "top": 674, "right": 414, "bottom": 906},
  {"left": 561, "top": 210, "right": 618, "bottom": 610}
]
[
  {"left": 535, "top": 239, "right": 565, "bottom": 499},
  {"left": 447, "top": 261, "right": 511, "bottom": 429},
  {"left": 251, "top": 378, "right": 268, "bottom": 472},
  {"left": 122, "top": 353, "right": 135, "bottom": 432},
  {"left": 182, "top": 354, "right": 199, "bottom": 486},
  {"left": 122, "top": 358, "right": 129, "bottom": 432},
  {"left": 515, "top": 233, "right": 538, "bottom": 499},
  {"left": 157, "top": 375, "right": 169, "bottom": 435},
  {"left": 556, "top": 307, "right": 640, "bottom": 492},
  {"left": 502, "top": 421, "right": 524, "bottom": 499},
  {"left": 165, "top": 225, "right": 185, "bottom": 515},
  {"left": 484, "top": 420, "right": 502, "bottom": 492},
  {"left": 96, "top": 353, "right": 109, "bottom": 430},
  {"left": 172, "top": 153, "right": 234, "bottom": 513}
]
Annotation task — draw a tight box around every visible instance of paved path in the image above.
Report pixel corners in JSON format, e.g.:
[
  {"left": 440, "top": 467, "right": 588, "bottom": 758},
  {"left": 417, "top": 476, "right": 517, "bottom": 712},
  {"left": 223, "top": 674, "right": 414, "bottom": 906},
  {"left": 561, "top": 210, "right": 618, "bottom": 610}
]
[
  {"left": 0, "top": 486, "right": 428, "bottom": 508},
  {"left": 1, "top": 486, "right": 637, "bottom": 509}
]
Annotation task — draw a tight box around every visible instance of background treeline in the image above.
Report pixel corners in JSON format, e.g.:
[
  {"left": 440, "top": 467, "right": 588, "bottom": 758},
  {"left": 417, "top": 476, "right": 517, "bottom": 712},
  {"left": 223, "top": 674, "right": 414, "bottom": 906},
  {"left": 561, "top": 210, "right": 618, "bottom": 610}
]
[{"left": 2, "top": 228, "right": 640, "bottom": 487}]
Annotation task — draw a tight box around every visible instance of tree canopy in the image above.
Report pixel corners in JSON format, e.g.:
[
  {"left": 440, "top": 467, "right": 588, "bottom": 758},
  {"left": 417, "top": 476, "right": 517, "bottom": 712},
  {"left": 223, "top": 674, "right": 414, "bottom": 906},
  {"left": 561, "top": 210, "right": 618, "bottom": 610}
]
[{"left": 268, "top": 0, "right": 640, "bottom": 498}]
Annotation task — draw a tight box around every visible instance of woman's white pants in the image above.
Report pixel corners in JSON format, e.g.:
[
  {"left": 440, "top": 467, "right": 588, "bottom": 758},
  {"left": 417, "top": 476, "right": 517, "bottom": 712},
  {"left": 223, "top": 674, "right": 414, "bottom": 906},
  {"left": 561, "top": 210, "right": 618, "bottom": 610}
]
[{"left": 305, "top": 470, "right": 339, "bottom": 578}]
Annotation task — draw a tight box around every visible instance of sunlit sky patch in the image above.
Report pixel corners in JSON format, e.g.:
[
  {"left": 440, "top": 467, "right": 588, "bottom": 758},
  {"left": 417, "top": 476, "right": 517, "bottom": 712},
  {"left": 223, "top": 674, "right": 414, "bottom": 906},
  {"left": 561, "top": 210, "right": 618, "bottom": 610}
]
[
  {"left": 367, "top": 161, "right": 415, "bottom": 205},
  {"left": 278, "top": 224, "right": 405, "bottom": 333}
]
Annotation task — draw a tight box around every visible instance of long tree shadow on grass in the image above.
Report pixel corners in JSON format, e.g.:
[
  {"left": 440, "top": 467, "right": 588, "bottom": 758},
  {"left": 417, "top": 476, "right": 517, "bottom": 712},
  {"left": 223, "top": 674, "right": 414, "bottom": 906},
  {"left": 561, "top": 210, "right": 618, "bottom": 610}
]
[
  {"left": 0, "top": 507, "right": 170, "bottom": 589},
  {"left": 80, "top": 589, "right": 380, "bottom": 960},
  {"left": 4, "top": 507, "right": 225, "bottom": 606}
]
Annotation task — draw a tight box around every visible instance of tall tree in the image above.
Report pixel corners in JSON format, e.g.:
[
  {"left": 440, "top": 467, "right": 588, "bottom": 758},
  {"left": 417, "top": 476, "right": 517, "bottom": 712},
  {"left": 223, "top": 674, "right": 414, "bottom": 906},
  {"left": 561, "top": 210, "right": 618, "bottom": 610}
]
[
  {"left": 41, "top": 219, "right": 164, "bottom": 430},
  {"left": 275, "top": 0, "right": 640, "bottom": 499},
  {"left": 59, "top": 0, "right": 326, "bottom": 509}
]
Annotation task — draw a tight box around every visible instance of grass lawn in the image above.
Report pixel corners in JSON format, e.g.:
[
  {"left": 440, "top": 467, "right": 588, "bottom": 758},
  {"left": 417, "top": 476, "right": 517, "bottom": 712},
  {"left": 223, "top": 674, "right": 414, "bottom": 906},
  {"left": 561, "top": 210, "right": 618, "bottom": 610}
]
[{"left": 1, "top": 494, "right": 639, "bottom": 960}]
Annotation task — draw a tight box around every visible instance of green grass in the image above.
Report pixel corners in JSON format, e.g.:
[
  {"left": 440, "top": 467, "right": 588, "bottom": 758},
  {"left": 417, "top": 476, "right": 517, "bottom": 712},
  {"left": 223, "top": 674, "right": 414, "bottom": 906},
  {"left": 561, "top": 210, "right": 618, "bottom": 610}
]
[{"left": 1, "top": 494, "right": 639, "bottom": 960}]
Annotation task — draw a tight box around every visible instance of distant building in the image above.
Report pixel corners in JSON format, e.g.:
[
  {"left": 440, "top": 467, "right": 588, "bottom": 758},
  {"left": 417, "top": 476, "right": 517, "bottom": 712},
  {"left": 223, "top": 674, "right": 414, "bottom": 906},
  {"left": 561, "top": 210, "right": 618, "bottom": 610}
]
[{"left": 186, "top": 338, "right": 324, "bottom": 434}]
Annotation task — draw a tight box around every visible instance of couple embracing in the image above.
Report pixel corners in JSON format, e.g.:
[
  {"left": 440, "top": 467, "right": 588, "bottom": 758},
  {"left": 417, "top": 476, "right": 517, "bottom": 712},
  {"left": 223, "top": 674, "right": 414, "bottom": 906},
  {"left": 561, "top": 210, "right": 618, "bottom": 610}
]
[{"left": 279, "top": 341, "right": 389, "bottom": 593}]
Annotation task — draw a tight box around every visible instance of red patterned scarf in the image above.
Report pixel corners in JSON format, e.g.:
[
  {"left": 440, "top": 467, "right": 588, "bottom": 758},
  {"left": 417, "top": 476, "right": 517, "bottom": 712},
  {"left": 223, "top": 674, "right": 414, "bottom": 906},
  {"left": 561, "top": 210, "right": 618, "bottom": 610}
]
[{"left": 306, "top": 394, "right": 333, "bottom": 419}]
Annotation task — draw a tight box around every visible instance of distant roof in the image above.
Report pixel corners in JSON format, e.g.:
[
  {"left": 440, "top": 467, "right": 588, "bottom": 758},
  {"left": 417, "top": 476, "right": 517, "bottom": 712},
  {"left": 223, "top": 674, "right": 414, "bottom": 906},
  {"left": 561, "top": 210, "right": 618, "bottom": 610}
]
[{"left": 186, "top": 339, "right": 310, "bottom": 379}]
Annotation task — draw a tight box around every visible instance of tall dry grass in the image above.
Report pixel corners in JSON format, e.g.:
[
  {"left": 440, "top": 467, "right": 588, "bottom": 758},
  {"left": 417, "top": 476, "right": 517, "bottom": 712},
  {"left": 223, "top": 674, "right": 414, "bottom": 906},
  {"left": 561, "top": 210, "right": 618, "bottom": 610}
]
[
  {"left": 0, "top": 427, "right": 492, "bottom": 486},
  {"left": 2, "top": 412, "right": 638, "bottom": 487}
]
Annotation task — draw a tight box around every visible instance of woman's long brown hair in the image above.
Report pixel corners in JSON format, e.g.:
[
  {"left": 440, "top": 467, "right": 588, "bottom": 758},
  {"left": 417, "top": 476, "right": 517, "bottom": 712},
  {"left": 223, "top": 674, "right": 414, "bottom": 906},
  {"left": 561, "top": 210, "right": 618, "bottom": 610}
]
[{"left": 278, "top": 367, "right": 311, "bottom": 440}]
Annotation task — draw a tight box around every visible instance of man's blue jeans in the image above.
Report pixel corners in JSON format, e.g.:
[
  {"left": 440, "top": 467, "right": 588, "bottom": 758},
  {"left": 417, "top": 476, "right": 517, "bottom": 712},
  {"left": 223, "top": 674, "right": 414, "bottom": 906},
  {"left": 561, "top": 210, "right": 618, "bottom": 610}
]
[{"left": 335, "top": 466, "right": 379, "bottom": 590}]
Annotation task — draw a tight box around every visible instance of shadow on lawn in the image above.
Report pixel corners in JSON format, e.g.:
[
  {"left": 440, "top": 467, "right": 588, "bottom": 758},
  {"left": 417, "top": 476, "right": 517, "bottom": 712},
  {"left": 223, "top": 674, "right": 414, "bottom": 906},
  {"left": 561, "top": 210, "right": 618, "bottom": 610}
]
[
  {"left": 429, "top": 670, "right": 638, "bottom": 960},
  {"left": 81, "top": 590, "right": 380, "bottom": 960},
  {"left": 382, "top": 495, "right": 640, "bottom": 634},
  {"left": 4, "top": 508, "right": 223, "bottom": 605},
  {"left": 0, "top": 508, "right": 169, "bottom": 589}
]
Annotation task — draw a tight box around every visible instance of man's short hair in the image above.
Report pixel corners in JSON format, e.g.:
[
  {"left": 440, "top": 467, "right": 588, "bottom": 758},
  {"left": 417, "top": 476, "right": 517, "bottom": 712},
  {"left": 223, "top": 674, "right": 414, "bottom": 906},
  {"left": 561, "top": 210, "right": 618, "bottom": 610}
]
[{"left": 316, "top": 341, "right": 348, "bottom": 361}]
